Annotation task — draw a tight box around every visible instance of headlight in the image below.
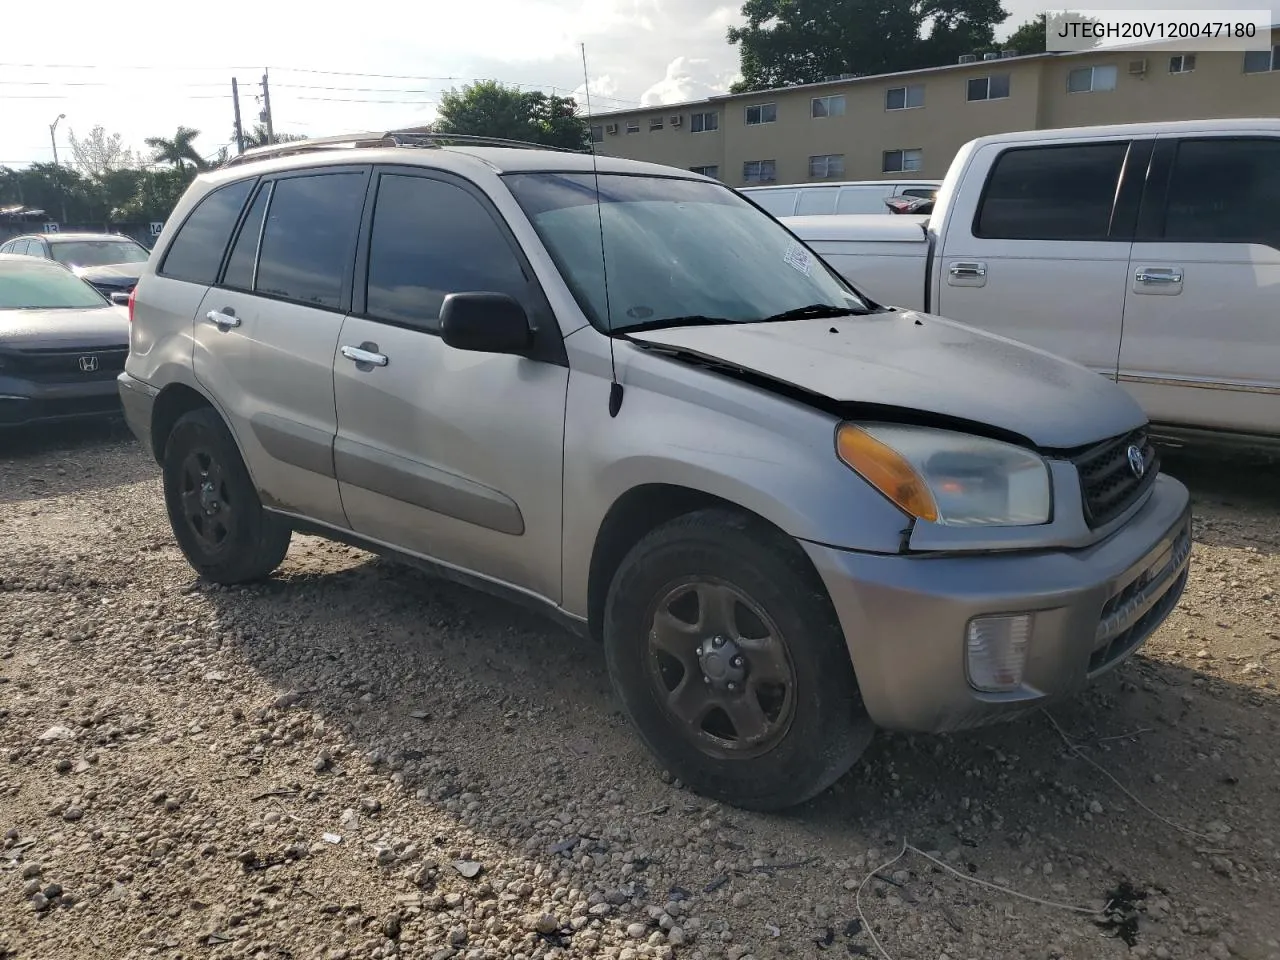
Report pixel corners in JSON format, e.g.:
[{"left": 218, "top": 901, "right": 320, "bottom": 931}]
[{"left": 835, "top": 422, "right": 1051, "bottom": 527}]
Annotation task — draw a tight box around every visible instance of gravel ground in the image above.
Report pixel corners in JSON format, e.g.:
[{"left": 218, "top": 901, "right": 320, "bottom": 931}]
[{"left": 2, "top": 423, "right": 1278, "bottom": 960}]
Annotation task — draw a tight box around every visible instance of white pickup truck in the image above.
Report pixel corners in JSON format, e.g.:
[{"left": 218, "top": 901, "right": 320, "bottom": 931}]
[{"left": 784, "top": 118, "right": 1280, "bottom": 446}]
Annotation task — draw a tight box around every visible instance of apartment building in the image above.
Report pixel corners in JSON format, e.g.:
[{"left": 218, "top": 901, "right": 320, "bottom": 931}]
[{"left": 590, "top": 30, "right": 1280, "bottom": 187}]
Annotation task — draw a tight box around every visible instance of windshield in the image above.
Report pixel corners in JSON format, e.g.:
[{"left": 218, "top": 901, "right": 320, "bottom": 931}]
[
  {"left": 0, "top": 259, "right": 110, "bottom": 309},
  {"left": 504, "top": 173, "right": 869, "bottom": 333},
  {"left": 49, "top": 239, "right": 149, "bottom": 268}
]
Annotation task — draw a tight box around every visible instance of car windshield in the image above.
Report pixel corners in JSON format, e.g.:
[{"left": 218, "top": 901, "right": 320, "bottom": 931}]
[
  {"left": 49, "top": 239, "right": 149, "bottom": 268},
  {"left": 504, "top": 173, "right": 869, "bottom": 333},
  {"left": 0, "top": 259, "right": 110, "bottom": 309}
]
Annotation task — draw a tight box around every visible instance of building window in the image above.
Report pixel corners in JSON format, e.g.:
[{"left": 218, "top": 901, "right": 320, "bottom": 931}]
[
  {"left": 1168, "top": 54, "right": 1196, "bottom": 74},
  {"left": 625, "top": 120, "right": 640, "bottom": 134},
  {"left": 885, "top": 84, "right": 925, "bottom": 110},
  {"left": 811, "top": 95, "right": 846, "bottom": 118},
  {"left": 1067, "top": 64, "right": 1118, "bottom": 93},
  {"left": 691, "top": 111, "right": 719, "bottom": 133},
  {"left": 967, "top": 74, "right": 1011, "bottom": 101},
  {"left": 809, "top": 154, "right": 845, "bottom": 178},
  {"left": 1243, "top": 45, "right": 1279, "bottom": 73},
  {"left": 589, "top": 125, "right": 604, "bottom": 143},
  {"left": 690, "top": 165, "right": 719, "bottom": 179},
  {"left": 649, "top": 117, "right": 663, "bottom": 131},
  {"left": 883, "top": 148, "right": 922, "bottom": 173},
  {"left": 743, "top": 160, "right": 777, "bottom": 183},
  {"left": 745, "top": 103, "right": 778, "bottom": 125}
]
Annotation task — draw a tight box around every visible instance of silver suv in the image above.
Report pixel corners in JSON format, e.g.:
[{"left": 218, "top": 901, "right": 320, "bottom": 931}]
[{"left": 119, "top": 131, "right": 1192, "bottom": 810}]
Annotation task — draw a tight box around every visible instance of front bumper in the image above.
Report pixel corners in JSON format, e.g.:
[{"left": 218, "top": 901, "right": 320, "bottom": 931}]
[
  {"left": 803, "top": 474, "right": 1192, "bottom": 733},
  {"left": 0, "top": 374, "right": 123, "bottom": 428}
]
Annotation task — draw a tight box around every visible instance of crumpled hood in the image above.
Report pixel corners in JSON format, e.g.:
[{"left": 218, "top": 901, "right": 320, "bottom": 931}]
[
  {"left": 71, "top": 262, "right": 142, "bottom": 282},
  {"left": 627, "top": 310, "right": 1147, "bottom": 450},
  {"left": 0, "top": 307, "right": 129, "bottom": 350}
]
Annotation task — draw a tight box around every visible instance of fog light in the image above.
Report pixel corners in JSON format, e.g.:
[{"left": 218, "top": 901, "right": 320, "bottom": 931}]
[{"left": 966, "top": 614, "right": 1033, "bottom": 692}]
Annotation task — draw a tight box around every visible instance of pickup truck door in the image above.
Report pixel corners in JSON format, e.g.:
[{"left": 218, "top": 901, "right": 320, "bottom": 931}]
[
  {"left": 935, "top": 138, "right": 1150, "bottom": 380},
  {"left": 330, "top": 168, "right": 569, "bottom": 603},
  {"left": 1118, "top": 135, "right": 1280, "bottom": 436}
]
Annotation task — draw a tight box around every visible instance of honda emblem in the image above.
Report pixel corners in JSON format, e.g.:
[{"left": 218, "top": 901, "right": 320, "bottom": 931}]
[{"left": 78, "top": 355, "right": 99, "bottom": 373}]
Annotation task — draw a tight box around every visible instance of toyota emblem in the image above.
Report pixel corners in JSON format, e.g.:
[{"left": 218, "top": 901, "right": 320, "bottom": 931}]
[
  {"left": 1126, "top": 444, "right": 1146, "bottom": 479},
  {"left": 78, "top": 355, "right": 99, "bottom": 373}
]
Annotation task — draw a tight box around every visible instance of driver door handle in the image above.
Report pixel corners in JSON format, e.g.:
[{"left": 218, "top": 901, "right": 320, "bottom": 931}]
[{"left": 340, "top": 344, "right": 389, "bottom": 367}]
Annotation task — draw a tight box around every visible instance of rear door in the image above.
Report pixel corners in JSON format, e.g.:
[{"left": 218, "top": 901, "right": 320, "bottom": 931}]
[
  {"left": 1119, "top": 134, "right": 1280, "bottom": 435},
  {"left": 191, "top": 166, "right": 370, "bottom": 529},
  {"left": 936, "top": 138, "right": 1149, "bottom": 377},
  {"left": 331, "top": 167, "right": 569, "bottom": 601}
]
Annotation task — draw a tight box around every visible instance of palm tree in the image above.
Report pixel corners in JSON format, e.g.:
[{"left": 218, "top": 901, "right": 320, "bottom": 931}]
[
  {"left": 144, "top": 126, "right": 207, "bottom": 171},
  {"left": 241, "top": 124, "right": 308, "bottom": 149}
]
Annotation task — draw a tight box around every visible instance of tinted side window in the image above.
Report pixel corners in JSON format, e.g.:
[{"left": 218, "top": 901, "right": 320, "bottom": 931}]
[
  {"left": 748, "top": 190, "right": 796, "bottom": 216},
  {"left": 1163, "top": 138, "right": 1280, "bottom": 247},
  {"left": 365, "top": 175, "right": 528, "bottom": 331},
  {"left": 160, "top": 179, "right": 255, "bottom": 284},
  {"left": 975, "top": 142, "right": 1129, "bottom": 241},
  {"left": 255, "top": 173, "right": 366, "bottom": 310},
  {"left": 836, "top": 187, "right": 888, "bottom": 214},
  {"left": 796, "top": 188, "right": 838, "bottom": 216},
  {"left": 221, "top": 184, "right": 271, "bottom": 290}
]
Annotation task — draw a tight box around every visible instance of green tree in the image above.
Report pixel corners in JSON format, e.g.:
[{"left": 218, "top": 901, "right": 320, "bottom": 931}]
[
  {"left": 67, "top": 125, "right": 139, "bottom": 177},
  {"left": 144, "top": 126, "right": 208, "bottom": 171},
  {"left": 434, "top": 81, "right": 589, "bottom": 150},
  {"left": 1004, "top": 11, "right": 1101, "bottom": 54},
  {"left": 240, "top": 124, "right": 309, "bottom": 149},
  {"left": 728, "top": 0, "right": 1011, "bottom": 91}
]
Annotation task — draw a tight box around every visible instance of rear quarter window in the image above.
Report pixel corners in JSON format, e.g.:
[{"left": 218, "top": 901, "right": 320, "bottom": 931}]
[{"left": 159, "top": 179, "right": 256, "bottom": 284}]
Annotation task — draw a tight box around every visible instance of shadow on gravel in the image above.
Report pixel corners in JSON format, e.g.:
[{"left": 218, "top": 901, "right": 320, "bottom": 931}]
[
  {"left": 194, "top": 532, "right": 1280, "bottom": 953},
  {"left": 1161, "top": 444, "right": 1280, "bottom": 556},
  {"left": 0, "top": 418, "right": 153, "bottom": 505}
]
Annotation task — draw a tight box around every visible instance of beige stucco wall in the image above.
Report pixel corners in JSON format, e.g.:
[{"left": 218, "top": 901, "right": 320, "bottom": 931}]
[{"left": 594, "top": 30, "right": 1278, "bottom": 186}]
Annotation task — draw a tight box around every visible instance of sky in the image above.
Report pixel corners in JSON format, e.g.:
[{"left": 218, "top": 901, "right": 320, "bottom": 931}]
[{"left": 4, "top": 0, "right": 1277, "bottom": 170}]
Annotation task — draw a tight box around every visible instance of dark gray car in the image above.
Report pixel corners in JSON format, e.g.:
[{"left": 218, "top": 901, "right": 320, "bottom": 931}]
[{"left": 0, "top": 254, "right": 129, "bottom": 428}]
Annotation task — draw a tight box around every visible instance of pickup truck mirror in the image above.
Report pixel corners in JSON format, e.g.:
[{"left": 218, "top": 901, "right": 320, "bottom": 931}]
[
  {"left": 439, "top": 292, "right": 533, "bottom": 356},
  {"left": 110, "top": 291, "right": 131, "bottom": 306}
]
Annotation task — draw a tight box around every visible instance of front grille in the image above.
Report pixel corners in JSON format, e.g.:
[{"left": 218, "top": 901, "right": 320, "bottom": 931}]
[
  {"left": 1072, "top": 427, "right": 1159, "bottom": 528},
  {"left": 0, "top": 346, "right": 127, "bottom": 383}
]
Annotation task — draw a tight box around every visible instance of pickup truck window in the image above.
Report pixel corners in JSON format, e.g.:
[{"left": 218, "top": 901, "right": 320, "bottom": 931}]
[
  {"left": 975, "top": 142, "right": 1129, "bottom": 241},
  {"left": 1163, "top": 138, "right": 1280, "bottom": 247},
  {"left": 505, "top": 172, "right": 867, "bottom": 333}
]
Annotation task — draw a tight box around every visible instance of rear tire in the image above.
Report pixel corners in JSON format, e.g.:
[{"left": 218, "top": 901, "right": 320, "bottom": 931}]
[
  {"left": 162, "top": 408, "right": 291, "bottom": 584},
  {"left": 603, "top": 507, "right": 874, "bottom": 811}
]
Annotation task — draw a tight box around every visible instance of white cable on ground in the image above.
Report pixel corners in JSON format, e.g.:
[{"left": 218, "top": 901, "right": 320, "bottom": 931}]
[
  {"left": 1043, "top": 710, "right": 1215, "bottom": 842},
  {"left": 856, "top": 839, "right": 909, "bottom": 960}
]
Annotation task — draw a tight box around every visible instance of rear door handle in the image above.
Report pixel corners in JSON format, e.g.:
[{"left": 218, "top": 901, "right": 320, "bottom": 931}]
[
  {"left": 1135, "top": 268, "right": 1183, "bottom": 284},
  {"left": 948, "top": 261, "right": 987, "bottom": 278},
  {"left": 340, "top": 344, "right": 388, "bottom": 367},
  {"left": 205, "top": 308, "right": 240, "bottom": 329}
]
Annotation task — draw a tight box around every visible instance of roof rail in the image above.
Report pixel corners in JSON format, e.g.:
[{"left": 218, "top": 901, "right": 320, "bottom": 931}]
[{"left": 221, "top": 130, "right": 589, "bottom": 167}]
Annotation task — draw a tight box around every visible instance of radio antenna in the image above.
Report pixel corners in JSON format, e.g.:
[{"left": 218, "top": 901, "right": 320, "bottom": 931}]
[{"left": 581, "top": 42, "right": 623, "bottom": 417}]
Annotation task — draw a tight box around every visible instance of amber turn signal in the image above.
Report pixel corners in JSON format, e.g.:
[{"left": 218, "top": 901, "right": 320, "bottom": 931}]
[{"left": 835, "top": 423, "right": 939, "bottom": 522}]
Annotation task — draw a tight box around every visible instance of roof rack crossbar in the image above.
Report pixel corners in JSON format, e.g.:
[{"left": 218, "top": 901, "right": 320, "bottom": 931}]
[{"left": 222, "top": 130, "right": 589, "bottom": 167}]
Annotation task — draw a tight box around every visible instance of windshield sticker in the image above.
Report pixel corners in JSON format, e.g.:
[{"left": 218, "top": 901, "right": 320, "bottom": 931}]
[{"left": 783, "top": 241, "right": 813, "bottom": 277}]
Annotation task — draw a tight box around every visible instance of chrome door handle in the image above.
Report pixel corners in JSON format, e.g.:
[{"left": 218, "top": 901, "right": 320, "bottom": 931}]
[
  {"left": 205, "top": 308, "right": 240, "bottom": 329},
  {"left": 948, "top": 262, "right": 987, "bottom": 278},
  {"left": 340, "top": 345, "right": 388, "bottom": 367},
  {"left": 1136, "top": 269, "right": 1183, "bottom": 284}
]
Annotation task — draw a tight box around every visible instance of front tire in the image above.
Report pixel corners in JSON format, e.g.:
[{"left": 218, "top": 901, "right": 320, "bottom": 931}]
[
  {"left": 603, "top": 508, "right": 874, "bottom": 811},
  {"left": 162, "top": 408, "right": 291, "bottom": 584}
]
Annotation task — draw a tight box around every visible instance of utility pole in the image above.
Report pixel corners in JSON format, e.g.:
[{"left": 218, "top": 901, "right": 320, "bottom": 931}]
[
  {"left": 49, "top": 113, "right": 65, "bottom": 166},
  {"left": 260, "top": 69, "right": 275, "bottom": 146},
  {"left": 231, "top": 78, "right": 246, "bottom": 155}
]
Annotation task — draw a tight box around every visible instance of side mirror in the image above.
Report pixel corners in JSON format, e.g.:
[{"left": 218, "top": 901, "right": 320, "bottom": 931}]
[
  {"left": 439, "top": 292, "right": 532, "bottom": 355},
  {"left": 110, "top": 291, "right": 131, "bottom": 306}
]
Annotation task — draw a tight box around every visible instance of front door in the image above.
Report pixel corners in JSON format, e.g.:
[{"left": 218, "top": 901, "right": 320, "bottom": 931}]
[
  {"left": 1119, "top": 134, "right": 1280, "bottom": 435},
  {"left": 332, "top": 168, "right": 569, "bottom": 602},
  {"left": 192, "top": 167, "right": 370, "bottom": 528},
  {"left": 935, "top": 138, "right": 1145, "bottom": 379}
]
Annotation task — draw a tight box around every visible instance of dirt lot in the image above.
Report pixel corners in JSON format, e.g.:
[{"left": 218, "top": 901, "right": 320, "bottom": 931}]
[{"left": 1, "top": 423, "right": 1278, "bottom": 960}]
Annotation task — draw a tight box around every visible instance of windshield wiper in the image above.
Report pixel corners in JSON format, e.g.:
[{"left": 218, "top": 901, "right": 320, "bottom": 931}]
[
  {"left": 756, "top": 303, "right": 868, "bottom": 323},
  {"left": 615, "top": 314, "right": 738, "bottom": 334}
]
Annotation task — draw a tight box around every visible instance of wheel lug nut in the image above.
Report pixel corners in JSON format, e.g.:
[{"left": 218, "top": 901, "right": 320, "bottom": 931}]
[
  {"left": 726, "top": 682, "right": 737, "bottom": 691},
  {"left": 713, "top": 636, "right": 725, "bottom": 648},
  {"left": 731, "top": 656, "right": 743, "bottom": 668}
]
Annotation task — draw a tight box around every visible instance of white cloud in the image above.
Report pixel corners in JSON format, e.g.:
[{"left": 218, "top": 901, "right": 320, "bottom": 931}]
[{"left": 640, "top": 57, "right": 728, "bottom": 105}]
